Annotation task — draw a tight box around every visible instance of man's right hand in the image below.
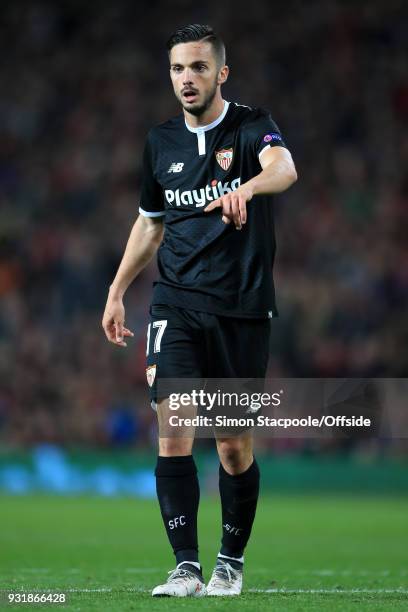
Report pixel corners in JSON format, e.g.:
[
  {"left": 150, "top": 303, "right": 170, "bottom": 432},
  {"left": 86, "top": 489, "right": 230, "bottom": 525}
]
[{"left": 102, "top": 291, "right": 134, "bottom": 348}]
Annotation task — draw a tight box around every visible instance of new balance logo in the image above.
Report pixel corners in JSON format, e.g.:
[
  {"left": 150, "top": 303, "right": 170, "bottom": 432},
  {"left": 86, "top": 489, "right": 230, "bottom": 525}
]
[{"left": 167, "top": 162, "right": 184, "bottom": 173}]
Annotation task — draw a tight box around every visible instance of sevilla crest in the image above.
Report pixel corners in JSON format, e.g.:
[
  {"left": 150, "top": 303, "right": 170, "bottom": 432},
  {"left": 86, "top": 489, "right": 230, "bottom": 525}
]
[
  {"left": 215, "top": 148, "right": 233, "bottom": 171},
  {"left": 146, "top": 365, "right": 156, "bottom": 387}
]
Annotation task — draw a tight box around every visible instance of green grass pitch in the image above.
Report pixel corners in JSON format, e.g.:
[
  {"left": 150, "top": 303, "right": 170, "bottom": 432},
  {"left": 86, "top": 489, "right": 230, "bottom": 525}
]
[{"left": 1, "top": 494, "right": 407, "bottom": 610}]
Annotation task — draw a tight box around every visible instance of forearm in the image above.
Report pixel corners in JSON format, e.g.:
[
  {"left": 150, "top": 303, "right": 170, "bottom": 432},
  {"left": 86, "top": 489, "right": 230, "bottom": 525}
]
[
  {"left": 109, "top": 215, "right": 164, "bottom": 298},
  {"left": 245, "top": 154, "right": 298, "bottom": 197}
]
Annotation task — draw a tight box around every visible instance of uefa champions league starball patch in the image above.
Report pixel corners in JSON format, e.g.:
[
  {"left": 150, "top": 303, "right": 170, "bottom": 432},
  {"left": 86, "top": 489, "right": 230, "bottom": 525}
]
[
  {"left": 215, "top": 148, "right": 233, "bottom": 170},
  {"left": 146, "top": 365, "right": 156, "bottom": 387},
  {"left": 263, "top": 133, "right": 282, "bottom": 143}
]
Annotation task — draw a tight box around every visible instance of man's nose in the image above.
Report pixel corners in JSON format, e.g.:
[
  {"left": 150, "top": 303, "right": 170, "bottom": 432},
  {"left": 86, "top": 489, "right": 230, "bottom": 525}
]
[{"left": 182, "top": 68, "right": 193, "bottom": 84}]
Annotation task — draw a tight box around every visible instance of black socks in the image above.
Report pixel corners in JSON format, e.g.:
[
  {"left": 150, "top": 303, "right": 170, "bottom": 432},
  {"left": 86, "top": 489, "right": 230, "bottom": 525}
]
[
  {"left": 219, "top": 458, "right": 260, "bottom": 559},
  {"left": 155, "top": 455, "right": 200, "bottom": 566},
  {"left": 155, "top": 455, "right": 260, "bottom": 568}
]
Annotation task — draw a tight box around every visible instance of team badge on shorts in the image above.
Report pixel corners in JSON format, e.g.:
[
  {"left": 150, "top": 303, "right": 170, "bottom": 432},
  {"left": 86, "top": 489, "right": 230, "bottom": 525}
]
[
  {"left": 146, "top": 365, "right": 156, "bottom": 387},
  {"left": 215, "top": 148, "right": 233, "bottom": 171}
]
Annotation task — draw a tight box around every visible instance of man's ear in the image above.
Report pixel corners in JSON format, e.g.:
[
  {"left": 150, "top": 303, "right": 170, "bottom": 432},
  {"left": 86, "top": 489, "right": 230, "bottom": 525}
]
[{"left": 218, "top": 65, "right": 229, "bottom": 86}]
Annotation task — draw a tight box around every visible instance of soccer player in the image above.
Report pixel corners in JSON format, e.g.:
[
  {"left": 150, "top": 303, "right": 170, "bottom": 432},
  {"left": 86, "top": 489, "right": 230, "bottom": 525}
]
[{"left": 102, "top": 24, "right": 297, "bottom": 597}]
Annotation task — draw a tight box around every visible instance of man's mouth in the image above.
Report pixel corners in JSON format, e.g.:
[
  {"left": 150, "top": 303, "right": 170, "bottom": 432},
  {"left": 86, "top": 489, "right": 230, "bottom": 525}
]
[{"left": 182, "top": 89, "right": 199, "bottom": 103}]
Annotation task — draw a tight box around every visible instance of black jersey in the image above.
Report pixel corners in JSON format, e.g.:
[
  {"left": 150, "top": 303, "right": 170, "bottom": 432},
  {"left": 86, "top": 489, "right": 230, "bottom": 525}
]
[{"left": 139, "top": 100, "right": 288, "bottom": 319}]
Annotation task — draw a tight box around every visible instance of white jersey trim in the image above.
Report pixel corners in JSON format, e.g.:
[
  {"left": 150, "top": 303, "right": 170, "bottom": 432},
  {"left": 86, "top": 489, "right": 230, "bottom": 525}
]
[
  {"left": 185, "top": 101, "right": 230, "bottom": 157},
  {"left": 258, "top": 144, "right": 271, "bottom": 159},
  {"left": 139, "top": 207, "right": 165, "bottom": 218},
  {"left": 184, "top": 100, "right": 230, "bottom": 133},
  {"left": 197, "top": 131, "right": 206, "bottom": 156}
]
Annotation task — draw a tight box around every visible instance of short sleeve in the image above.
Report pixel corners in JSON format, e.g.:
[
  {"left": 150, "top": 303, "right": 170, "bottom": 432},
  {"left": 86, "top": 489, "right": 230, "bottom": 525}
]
[
  {"left": 245, "top": 111, "right": 288, "bottom": 162},
  {"left": 139, "top": 133, "right": 165, "bottom": 218}
]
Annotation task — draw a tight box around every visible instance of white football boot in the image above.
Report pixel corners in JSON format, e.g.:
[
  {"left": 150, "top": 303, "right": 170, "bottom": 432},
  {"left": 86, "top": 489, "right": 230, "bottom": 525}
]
[
  {"left": 152, "top": 562, "right": 206, "bottom": 597},
  {"left": 206, "top": 558, "right": 243, "bottom": 596}
]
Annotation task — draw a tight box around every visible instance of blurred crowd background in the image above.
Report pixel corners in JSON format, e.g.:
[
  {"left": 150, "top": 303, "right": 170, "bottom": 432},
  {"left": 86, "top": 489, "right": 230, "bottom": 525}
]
[{"left": 0, "top": 0, "right": 407, "bottom": 452}]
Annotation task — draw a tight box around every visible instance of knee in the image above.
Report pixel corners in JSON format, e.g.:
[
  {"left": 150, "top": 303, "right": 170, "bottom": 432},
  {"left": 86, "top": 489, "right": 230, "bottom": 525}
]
[
  {"left": 156, "top": 399, "right": 194, "bottom": 456},
  {"left": 158, "top": 438, "right": 193, "bottom": 457},
  {"left": 217, "top": 439, "right": 253, "bottom": 474}
]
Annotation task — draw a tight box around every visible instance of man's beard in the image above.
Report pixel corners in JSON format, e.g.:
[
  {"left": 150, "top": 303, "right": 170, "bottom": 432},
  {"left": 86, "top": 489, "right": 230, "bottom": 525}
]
[{"left": 180, "top": 79, "right": 218, "bottom": 117}]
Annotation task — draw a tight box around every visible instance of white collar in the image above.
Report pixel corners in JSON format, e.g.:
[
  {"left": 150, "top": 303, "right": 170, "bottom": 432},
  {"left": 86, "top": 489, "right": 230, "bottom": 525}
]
[{"left": 184, "top": 100, "right": 230, "bottom": 133}]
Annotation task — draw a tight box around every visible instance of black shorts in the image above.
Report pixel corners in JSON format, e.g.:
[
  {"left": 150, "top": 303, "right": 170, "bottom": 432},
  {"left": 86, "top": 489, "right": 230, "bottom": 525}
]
[{"left": 145, "top": 304, "right": 271, "bottom": 406}]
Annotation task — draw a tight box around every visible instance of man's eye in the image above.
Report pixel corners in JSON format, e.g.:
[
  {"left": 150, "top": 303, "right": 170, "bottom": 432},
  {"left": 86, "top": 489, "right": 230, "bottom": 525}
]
[
  {"left": 196, "top": 65, "right": 206, "bottom": 72},
  {"left": 172, "top": 66, "right": 182, "bottom": 73}
]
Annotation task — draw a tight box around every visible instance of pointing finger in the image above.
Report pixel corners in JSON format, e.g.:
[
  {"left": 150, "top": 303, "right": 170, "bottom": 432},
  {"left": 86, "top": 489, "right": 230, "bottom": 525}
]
[{"left": 204, "top": 199, "right": 222, "bottom": 212}]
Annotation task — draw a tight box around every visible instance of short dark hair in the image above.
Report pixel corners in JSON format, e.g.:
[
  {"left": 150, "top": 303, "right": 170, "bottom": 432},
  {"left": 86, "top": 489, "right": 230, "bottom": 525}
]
[{"left": 166, "top": 24, "right": 226, "bottom": 67}]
